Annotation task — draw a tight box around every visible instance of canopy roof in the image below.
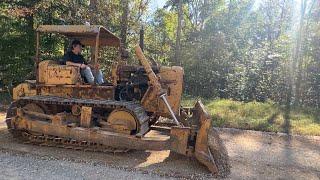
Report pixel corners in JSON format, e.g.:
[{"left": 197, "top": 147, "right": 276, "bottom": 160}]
[{"left": 36, "top": 25, "right": 121, "bottom": 47}]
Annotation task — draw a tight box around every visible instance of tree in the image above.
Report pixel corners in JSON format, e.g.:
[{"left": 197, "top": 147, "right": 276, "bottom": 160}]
[
  {"left": 292, "top": 0, "right": 317, "bottom": 105},
  {"left": 89, "top": 0, "right": 97, "bottom": 24},
  {"left": 2, "top": 0, "right": 320, "bottom": 108},
  {"left": 120, "top": 0, "right": 129, "bottom": 48},
  {"left": 174, "top": 0, "right": 182, "bottom": 65}
]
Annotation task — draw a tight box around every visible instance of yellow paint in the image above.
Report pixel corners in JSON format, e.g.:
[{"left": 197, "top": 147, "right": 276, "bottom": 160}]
[
  {"left": 13, "top": 83, "right": 37, "bottom": 100},
  {"left": 39, "top": 60, "right": 80, "bottom": 85},
  {"left": 107, "top": 109, "right": 137, "bottom": 134}
]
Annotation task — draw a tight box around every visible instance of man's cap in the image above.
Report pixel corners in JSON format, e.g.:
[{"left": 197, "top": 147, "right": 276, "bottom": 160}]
[{"left": 71, "top": 39, "right": 85, "bottom": 48}]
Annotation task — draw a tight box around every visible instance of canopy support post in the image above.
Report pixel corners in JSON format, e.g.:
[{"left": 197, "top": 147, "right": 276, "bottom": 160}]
[
  {"left": 35, "top": 32, "right": 40, "bottom": 83},
  {"left": 94, "top": 31, "right": 100, "bottom": 65}
]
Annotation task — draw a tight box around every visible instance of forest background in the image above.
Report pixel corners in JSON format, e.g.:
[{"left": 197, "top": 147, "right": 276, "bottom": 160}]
[{"left": 1, "top": 0, "right": 319, "bottom": 135}]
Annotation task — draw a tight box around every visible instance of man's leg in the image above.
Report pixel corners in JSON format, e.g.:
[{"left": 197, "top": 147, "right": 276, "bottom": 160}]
[
  {"left": 92, "top": 69, "right": 104, "bottom": 85},
  {"left": 80, "top": 67, "right": 95, "bottom": 84}
]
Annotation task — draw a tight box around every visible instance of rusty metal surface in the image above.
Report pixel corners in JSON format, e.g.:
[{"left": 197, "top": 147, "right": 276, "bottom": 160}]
[
  {"left": 106, "top": 109, "right": 138, "bottom": 135},
  {"left": 157, "top": 66, "right": 184, "bottom": 115},
  {"left": 170, "top": 127, "right": 191, "bottom": 155},
  {"left": 16, "top": 95, "right": 150, "bottom": 135},
  {"left": 13, "top": 83, "right": 37, "bottom": 100},
  {"left": 21, "top": 131, "right": 131, "bottom": 153},
  {"left": 193, "top": 101, "right": 219, "bottom": 174},
  {"left": 80, "top": 106, "right": 92, "bottom": 128},
  {"left": 13, "top": 116, "right": 171, "bottom": 151},
  {"left": 46, "top": 65, "right": 81, "bottom": 85},
  {"left": 134, "top": 45, "right": 183, "bottom": 118},
  {"left": 36, "top": 25, "right": 120, "bottom": 47},
  {"left": 39, "top": 85, "right": 115, "bottom": 100},
  {"left": 38, "top": 60, "right": 81, "bottom": 85}
]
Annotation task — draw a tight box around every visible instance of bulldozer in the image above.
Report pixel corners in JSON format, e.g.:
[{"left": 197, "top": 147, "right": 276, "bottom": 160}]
[{"left": 6, "top": 25, "right": 230, "bottom": 177}]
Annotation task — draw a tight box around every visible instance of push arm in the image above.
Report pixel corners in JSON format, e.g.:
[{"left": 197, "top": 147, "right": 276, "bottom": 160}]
[{"left": 135, "top": 45, "right": 181, "bottom": 126}]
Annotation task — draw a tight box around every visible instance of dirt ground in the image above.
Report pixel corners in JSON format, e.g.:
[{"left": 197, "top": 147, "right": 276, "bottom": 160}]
[{"left": 0, "top": 112, "right": 319, "bottom": 180}]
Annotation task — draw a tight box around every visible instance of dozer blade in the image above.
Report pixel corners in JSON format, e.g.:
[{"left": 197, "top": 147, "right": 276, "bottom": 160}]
[{"left": 193, "top": 101, "right": 231, "bottom": 177}]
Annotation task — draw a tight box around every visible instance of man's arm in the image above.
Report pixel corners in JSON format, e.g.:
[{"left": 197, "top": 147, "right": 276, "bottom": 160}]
[
  {"left": 66, "top": 61, "right": 87, "bottom": 69},
  {"left": 62, "top": 52, "right": 88, "bottom": 68},
  {"left": 66, "top": 61, "right": 81, "bottom": 67}
]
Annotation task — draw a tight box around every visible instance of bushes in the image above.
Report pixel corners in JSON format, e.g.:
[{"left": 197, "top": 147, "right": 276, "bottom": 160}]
[{"left": 183, "top": 98, "right": 320, "bottom": 136}]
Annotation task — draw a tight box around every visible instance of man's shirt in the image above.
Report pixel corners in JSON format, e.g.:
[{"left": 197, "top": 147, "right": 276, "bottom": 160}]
[{"left": 62, "top": 51, "right": 87, "bottom": 65}]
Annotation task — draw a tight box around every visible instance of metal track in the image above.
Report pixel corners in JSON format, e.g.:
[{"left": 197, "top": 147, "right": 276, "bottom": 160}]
[
  {"left": 16, "top": 95, "right": 150, "bottom": 132},
  {"left": 8, "top": 95, "right": 151, "bottom": 153},
  {"left": 20, "top": 130, "right": 130, "bottom": 153}
]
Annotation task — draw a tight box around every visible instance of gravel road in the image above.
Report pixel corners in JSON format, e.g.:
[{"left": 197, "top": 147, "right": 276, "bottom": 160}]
[
  {"left": 0, "top": 112, "right": 319, "bottom": 179},
  {"left": 0, "top": 150, "right": 170, "bottom": 180}
]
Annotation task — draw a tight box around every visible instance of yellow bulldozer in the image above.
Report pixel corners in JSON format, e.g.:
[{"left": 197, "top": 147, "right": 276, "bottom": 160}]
[{"left": 6, "top": 25, "right": 230, "bottom": 177}]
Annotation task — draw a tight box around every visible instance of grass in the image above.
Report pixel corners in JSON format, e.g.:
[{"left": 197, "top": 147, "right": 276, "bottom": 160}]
[{"left": 182, "top": 97, "right": 320, "bottom": 136}]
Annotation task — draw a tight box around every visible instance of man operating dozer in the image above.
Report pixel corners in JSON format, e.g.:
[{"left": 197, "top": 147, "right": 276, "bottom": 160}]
[{"left": 62, "top": 40, "right": 104, "bottom": 85}]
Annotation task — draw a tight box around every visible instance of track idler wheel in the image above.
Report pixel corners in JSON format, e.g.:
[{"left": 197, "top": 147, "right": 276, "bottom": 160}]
[
  {"left": 193, "top": 101, "right": 231, "bottom": 177},
  {"left": 5, "top": 102, "right": 23, "bottom": 137},
  {"left": 6, "top": 102, "right": 47, "bottom": 137},
  {"left": 106, "top": 109, "right": 138, "bottom": 135}
]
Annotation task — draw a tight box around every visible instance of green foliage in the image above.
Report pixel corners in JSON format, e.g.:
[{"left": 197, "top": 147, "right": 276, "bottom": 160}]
[
  {"left": 0, "top": 0, "right": 320, "bottom": 110},
  {"left": 0, "top": 7, "right": 34, "bottom": 87},
  {"left": 183, "top": 98, "right": 320, "bottom": 136},
  {"left": 181, "top": 0, "right": 293, "bottom": 103},
  {"left": 144, "top": 9, "right": 177, "bottom": 64}
]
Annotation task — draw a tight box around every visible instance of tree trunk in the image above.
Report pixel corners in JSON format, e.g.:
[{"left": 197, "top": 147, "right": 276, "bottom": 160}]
[
  {"left": 89, "top": 0, "right": 97, "bottom": 24},
  {"left": 139, "top": 26, "right": 144, "bottom": 51},
  {"left": 175, "top": 0, "right": 183, "bottom": 66},
  {"left": 120, "top": 0, "right": 129, "bottom": 48},
  {"left": 25, "top": 14, "right": 34, "bottom": 52},
  {"left": 294, "top": 0, "right": 308, "bottom": 106}
]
